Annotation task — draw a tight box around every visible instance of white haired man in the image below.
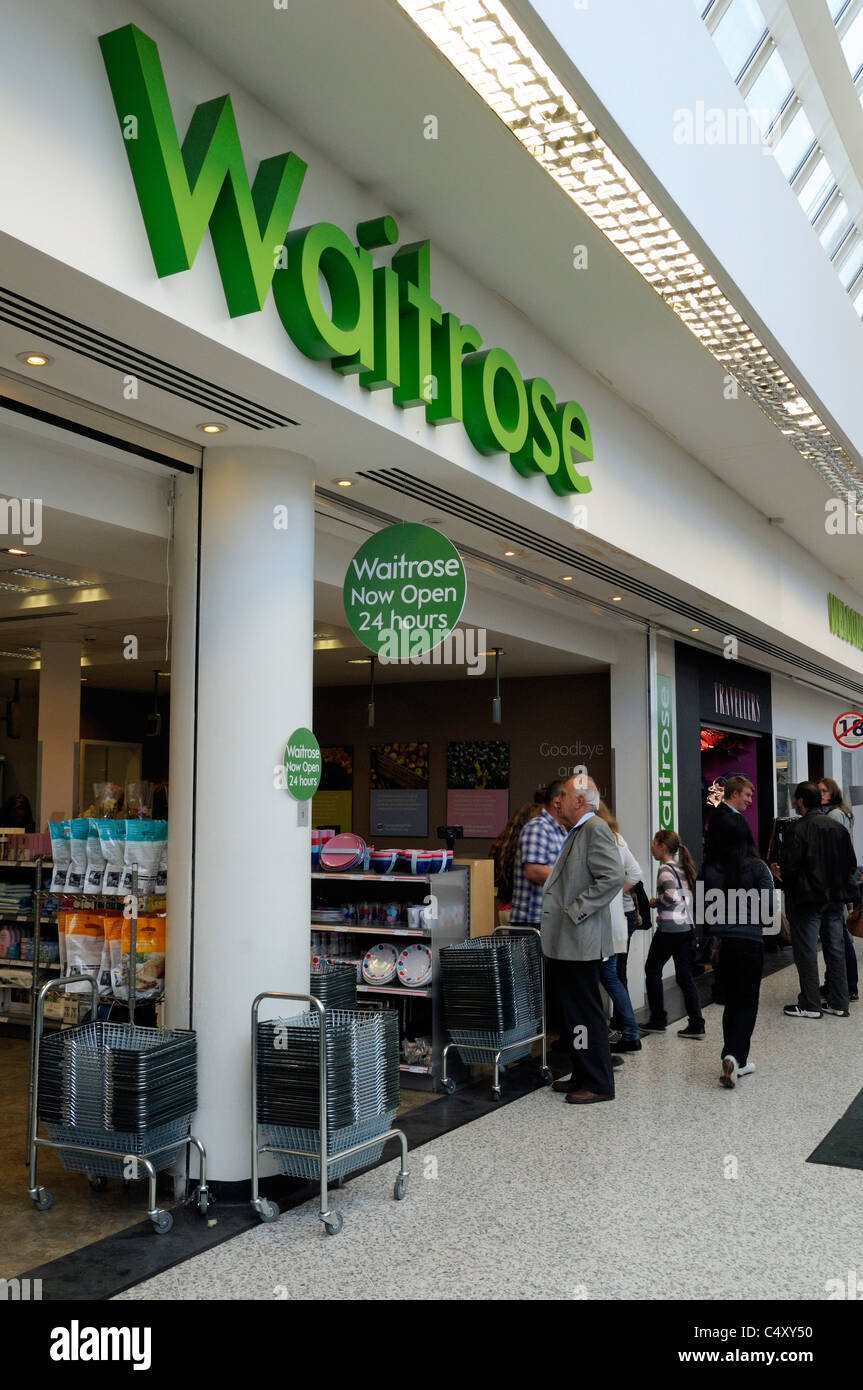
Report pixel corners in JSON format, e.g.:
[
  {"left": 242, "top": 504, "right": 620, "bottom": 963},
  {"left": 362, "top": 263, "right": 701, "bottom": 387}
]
[{"left": 540, "top": 775, "right": 625, "bottom": 1104}]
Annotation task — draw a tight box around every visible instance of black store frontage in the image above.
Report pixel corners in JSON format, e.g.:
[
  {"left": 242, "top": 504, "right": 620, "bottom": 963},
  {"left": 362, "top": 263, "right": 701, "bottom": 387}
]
[{"left": 675, "top": 643, "right": 774, "bottom": 863}]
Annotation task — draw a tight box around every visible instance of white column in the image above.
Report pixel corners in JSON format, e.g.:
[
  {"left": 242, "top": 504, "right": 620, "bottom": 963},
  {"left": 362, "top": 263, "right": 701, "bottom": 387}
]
[
  {"left": 37, "top": 642, "right": 81, "bottom": 827},
  {"left": 192, "top": 446, "right": 315, "bottom": 1181}
]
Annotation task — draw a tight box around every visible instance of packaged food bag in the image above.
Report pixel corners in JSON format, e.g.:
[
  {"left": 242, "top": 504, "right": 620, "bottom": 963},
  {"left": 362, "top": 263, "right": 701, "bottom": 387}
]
[
  {"left": 65, "top": 911, "right": 107, "bottom": 994},
  {"left": 121, "top": 820, "right": 167, "bottom": 896},
  {"left": 110, "top": 914, "right": 166, "bottom": 1001},
  {"left": 99, "top": 911, "right": 121, "bottom": 995},
  {"left": 84, "top": 819, "right": 107, "bottom": 893},
  {"left": 155, "top": 837, "right": 167, "bottom": 894},
  {"left": 49, "top": 821, "right": 71, "bottom": 892},
  {"left": 97, "top": 819, "right": 126, "bottom": 894},
  {"left": 66, "top": 818, "right": 90, "bottom": 892}
]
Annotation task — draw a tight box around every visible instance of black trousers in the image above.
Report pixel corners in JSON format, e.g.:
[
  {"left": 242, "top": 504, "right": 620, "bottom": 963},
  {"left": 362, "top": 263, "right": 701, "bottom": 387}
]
[
  {"left": 553, "top": 957, "right": 615, "bottom": 1097},
  {"left": 713, "top": 937, "right": 763, "bottom": 1066},
  {"left": 645, "top": 930, "right": 704, "bottom": 1029}
]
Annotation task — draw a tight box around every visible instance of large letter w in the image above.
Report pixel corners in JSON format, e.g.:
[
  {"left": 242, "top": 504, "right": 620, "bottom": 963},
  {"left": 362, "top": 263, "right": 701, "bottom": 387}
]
[{"left": 99, "top": 24, "right": 307, "bottom": 316}]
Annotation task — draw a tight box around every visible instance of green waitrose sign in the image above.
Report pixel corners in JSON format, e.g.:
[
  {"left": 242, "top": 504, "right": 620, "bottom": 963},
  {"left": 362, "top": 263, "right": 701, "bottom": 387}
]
[
  {"left": 344, "top": 524, "right": 466, "bottom": 656},
  {"left": 98, "top": 25, "right": 593, "bottom": 497},
  {"left": 283, "top": 728, "right": 321, "bottom": 801}
]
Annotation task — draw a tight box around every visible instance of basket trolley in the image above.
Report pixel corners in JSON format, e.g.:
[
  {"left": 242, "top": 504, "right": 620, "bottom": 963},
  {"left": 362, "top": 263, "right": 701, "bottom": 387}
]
[
  {"left": 27, "top": 975, "right": 209, "bottom": 1235},
  {"left": 439, "top": 925, "right": 553, "bottom": 1102},
  {"left": 251, "top": 991, "right": 409, "bottom": 1237}
]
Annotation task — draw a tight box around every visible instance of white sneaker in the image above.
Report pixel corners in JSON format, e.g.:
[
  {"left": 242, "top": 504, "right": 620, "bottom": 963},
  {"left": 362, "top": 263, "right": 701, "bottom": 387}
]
[
  {"left": 737, "top": 1061, "right": 755, "bottom": 1077},
  {"left": 720, "top": 1055, "right": 738, "bottom": 1089}
]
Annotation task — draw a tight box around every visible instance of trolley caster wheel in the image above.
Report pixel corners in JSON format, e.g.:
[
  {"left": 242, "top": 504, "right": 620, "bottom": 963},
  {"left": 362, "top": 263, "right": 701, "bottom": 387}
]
[
  {"left": 332, "top": 1176, "right": 346, "bottom": 1189},
  {"left": 441, "top": 1077, "right": 456, "bottom": 1095},
  {"left": 541, "top": 1068, "right": 554, "bottom": 1086},
  {"left": 88, "top": 1176, "right": 108, "bottom": 1193},
  {"left": 393, "top": 1177, "right": 407, "bottom": 1201},
  {"left": 152, "top": 1210, "right": 173, "bottom": 1235},
  {"left": 257, "top": 1199, "right": 280, "bottom": 1224},
  {"left": 33, "top": 1188, "right": 54, "bottom": 1211},
  {"left": 491, "top": 1088, "right": 502, "bottom": 1102},
  {"left": 196, "top": 1187, "right": 210, "bottom": 1216},
  {"left": 323, "top": 1213, "right": 343, "bottom": 1236}
]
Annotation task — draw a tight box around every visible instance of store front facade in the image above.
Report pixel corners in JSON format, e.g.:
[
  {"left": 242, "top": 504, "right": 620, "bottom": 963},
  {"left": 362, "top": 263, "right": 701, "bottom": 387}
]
[{"left": 3, "top": 0, "right": 863, "bottom": 1203}]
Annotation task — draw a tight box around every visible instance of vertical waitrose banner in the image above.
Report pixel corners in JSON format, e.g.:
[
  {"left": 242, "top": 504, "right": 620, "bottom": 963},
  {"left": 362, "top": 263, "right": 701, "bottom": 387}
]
[
  {"left": 343, "top": 524, "right": 466, "bottom": 657},
  {"left": 657, "top": 676, "right": 674, "bottom": 831}
]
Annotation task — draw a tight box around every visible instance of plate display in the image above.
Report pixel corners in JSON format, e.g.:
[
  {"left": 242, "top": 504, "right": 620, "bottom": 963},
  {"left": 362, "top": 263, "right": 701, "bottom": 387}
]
[
  {"left": 361, "top": 942, "right": 398, "bottom": 985},
  {"left": 396, "top": 944, "right": 432, "bottom": 988}
]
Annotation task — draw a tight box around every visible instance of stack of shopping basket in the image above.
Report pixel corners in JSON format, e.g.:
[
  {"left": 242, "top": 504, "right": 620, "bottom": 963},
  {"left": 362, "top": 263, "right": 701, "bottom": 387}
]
[
  {"left": 440, "top": 934, "right": 543, "bottom": 1064},
  {"left": 256, "top": 1008, "right": 400, "bottom": 1179},
  {"left": 37, "top": 1022, "right": 197, "bottom": 1177},
  {"left": 309, "top": 959, "right": 357, "bottom": 1011}
]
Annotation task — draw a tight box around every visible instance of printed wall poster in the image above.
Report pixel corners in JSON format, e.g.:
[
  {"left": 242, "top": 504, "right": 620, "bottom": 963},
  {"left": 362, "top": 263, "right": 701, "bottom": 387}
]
[
  {"left": 370, "top": 742, "right": 429, "bottom": 837},
  {"left": 312, "top": 746, "right": 353, "bottom": 832},
  {"left": 445, "top": 740, "right": 510, "bottom": 837}
]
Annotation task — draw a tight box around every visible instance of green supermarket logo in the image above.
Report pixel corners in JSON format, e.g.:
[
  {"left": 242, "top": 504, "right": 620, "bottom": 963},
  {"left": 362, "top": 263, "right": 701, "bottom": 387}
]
[{"left": 99, "top": 25, "right": 593, "bottom": 498}]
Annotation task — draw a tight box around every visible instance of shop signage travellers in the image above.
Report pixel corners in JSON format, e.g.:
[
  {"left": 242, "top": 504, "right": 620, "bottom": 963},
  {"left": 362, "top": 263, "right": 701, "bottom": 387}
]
[
  {"left": 98, "top": 25, "right": 593, "bottom": 498},
  {"left": 343, "top": 523, "right": 466, "bottom": 656},
  {"left": 283, "top": 728, "right": 321, "bottom": 801},
  {"left": 712, "top": 681, "right": 761, "bottom": 724},
  {"left": 657, "top": 674, "right": 674, "bottom": 831}
]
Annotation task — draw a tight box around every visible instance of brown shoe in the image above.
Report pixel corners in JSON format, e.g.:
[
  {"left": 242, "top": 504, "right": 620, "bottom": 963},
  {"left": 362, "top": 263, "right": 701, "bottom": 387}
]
[
  {"left": 551, "top": 1076, "right": 573, "bottom": 1092},
  {"left": 565, "top": 1089, "right": 613, "bottom": 1105}
]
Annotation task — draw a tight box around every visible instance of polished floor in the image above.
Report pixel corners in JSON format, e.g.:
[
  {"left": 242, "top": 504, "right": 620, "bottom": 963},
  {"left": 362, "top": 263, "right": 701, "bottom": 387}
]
[{"left": 115, "top": 944, "right": 863, "bottom": 1301}]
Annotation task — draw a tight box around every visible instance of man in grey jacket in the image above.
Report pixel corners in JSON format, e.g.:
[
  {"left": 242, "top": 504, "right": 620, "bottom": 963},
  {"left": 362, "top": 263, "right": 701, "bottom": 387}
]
[{"left": 541, "top": 774, "right": 625, "bottom": 1104}]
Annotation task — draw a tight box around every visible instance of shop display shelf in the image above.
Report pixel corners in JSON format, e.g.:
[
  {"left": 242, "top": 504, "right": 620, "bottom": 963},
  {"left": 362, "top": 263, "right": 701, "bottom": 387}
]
[
  {"left": 311, "top": 872, "right": 438, "bottom": 882},
  {"left": 357, "top": 983, "right": 431, "bottom": 998},
  {"left": 313, "top": 923, "right": 429, "bottom": 938}
]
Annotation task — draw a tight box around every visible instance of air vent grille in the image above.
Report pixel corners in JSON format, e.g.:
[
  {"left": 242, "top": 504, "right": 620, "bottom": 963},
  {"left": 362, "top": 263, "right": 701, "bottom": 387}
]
[{"left": 0, "top": 286, "right": 297, "bottom": 431}]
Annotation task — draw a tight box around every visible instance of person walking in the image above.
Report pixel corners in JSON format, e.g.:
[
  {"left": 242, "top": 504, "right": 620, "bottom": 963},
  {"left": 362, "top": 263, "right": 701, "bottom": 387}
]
[
  {"left": 773, "top": 781, "right": 858, "bottom": 1019},
  {"left": 704, "top": 814, "right": 775, "bottom": 1088},
  {"left": 643, "top": 830, "right": 706, "bottom": 1039},
  {"left": 595, "top": 801, "right": 643, "bottom": 1053},
  {"left": 818, "top": 778, "right": 860, "bottom": 1004},
  {"left": 540, "top": 775, "right": 624, "bottom": 1104}
]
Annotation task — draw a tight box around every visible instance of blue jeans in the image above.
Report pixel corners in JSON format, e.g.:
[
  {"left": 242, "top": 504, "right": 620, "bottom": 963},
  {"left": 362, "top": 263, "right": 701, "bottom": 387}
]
[{"left": 600, "top": 955, "right": 640, "bottom": 1041}]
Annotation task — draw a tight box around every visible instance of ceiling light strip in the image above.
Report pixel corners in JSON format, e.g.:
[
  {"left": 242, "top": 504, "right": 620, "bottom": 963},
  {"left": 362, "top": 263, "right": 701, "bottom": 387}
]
[{"left": 396, "top": 0, "right": 861, "bottom": 495}]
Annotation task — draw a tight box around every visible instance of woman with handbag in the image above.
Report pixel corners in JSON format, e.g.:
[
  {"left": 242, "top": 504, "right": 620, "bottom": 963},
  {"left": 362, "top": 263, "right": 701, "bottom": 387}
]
[{"left": 643, "top": 829, "right": 706, "bottom": 1039}]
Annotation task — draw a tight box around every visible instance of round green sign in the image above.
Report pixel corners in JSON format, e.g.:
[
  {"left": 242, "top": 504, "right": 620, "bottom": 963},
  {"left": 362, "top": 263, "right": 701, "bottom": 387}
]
[
  {"left": 343, "top": 523, "right": 466, "bottom": 657},
  {"left": 283, "top": 727, "right": 321, "bottom": 801}
]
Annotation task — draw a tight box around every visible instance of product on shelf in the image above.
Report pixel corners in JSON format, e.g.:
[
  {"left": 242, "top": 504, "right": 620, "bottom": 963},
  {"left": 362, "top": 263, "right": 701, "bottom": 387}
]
[
  {"left": 92, "top": 782, "right": 124, "bottom": 818},
  {"left": 57, "top": 910, "right": 68, "bottom": 976},
  {"left": 66, "top": 818, "right": 90, "bottom": 893},
  {"left": 396, "top": 943, "right": 432, "bottom": 987},
  {"left": 48, "top": 821, "right": 71, "bottom": 891},
  {"left": 121, "top": 820, "right": 168, "bottom": 895},
  {"left": 97, "top": 819, "right": 126, "bottom": 893},
  {"left": 361, "top": 942, "right": 399, "bottom": 985},
  {"left": 125, "top": 781, "right": 154, "bottom": 819},
  {"left": 65, "top": 911, "right": 107, "bottom": 994},
  {"left": 109, "top": 915, "right": 166, "bottom": 1001},
  {"left": 84, "top": 819, "right": 107, "bottom": 892}
]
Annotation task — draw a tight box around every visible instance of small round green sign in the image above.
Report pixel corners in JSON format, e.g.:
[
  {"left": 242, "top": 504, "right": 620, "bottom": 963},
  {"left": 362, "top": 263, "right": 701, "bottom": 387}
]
[
  {"left": 343, "top": 523, "right": 466, "bottom": 658},
  {"left": 283, "top": 727, "right": 321, "bottom": 801}
]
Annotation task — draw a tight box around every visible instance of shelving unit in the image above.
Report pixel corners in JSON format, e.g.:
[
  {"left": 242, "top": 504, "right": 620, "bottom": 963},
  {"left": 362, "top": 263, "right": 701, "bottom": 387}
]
[
  {"left": 0, "top": 859, "right": 64, "bottom": 1028},
  {"left": 310, "top": 866, "right": 470, "bottom": 1091}
]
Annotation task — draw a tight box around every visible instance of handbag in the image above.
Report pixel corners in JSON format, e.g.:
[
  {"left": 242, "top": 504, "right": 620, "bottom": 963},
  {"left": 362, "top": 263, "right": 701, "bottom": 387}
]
[
  {"left": 847, "top": 905, "right": 863, "bottom": 938},
  {"left": 632, "top": 880, "right": 653, "bottom": 930}
]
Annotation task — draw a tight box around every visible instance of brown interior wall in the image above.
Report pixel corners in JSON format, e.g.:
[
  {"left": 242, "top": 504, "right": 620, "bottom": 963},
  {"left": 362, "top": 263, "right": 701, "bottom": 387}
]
[{"left": 313, "top": 672, "right": 611, "bottom": 856}]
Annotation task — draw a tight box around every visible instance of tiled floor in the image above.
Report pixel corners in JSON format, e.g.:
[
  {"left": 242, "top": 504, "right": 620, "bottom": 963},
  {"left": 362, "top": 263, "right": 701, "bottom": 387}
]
[{"left": 115, "top": 945, "right": 863, "bottom": 1302}]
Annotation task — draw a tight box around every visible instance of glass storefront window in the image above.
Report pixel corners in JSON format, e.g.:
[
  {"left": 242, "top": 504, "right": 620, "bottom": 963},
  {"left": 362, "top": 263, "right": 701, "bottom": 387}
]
[{"left": 775, "top": 736, "right": 795, "bottom": 816}]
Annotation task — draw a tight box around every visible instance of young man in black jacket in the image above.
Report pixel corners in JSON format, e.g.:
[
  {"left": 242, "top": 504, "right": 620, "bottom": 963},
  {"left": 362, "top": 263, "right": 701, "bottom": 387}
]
[{"left": 772, "top": 781, "right": 858, "bottom": 1019}]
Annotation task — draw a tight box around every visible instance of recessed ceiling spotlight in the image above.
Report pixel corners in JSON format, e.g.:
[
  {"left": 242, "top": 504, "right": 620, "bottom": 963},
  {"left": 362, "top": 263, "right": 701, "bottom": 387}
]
[
  {"left": 561, "top": 575, "right": 573, "bottom": 582},
  {"left": 346, "top": 656, "right": 374, "bottom": 664},
  {"left": 336, "top": 479, "right": 353, "bottom": 487},
  {"left": 611, "top": 595, "right": 623, "bottom": 602},
  {"left": 198, "top": 422, "right": 227, "bottom": 434},
  {"left": 3, "top": 548, "right": 29, "bottom": 557},
  {"left": 504, "top": 549, "right": 516, "bottom": 557},
  {"left": 16, "top": 351, "right": 52, "bottom": 367},
  {"left": 691, "top": 627, "right": 700, "bottom": 633}
]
